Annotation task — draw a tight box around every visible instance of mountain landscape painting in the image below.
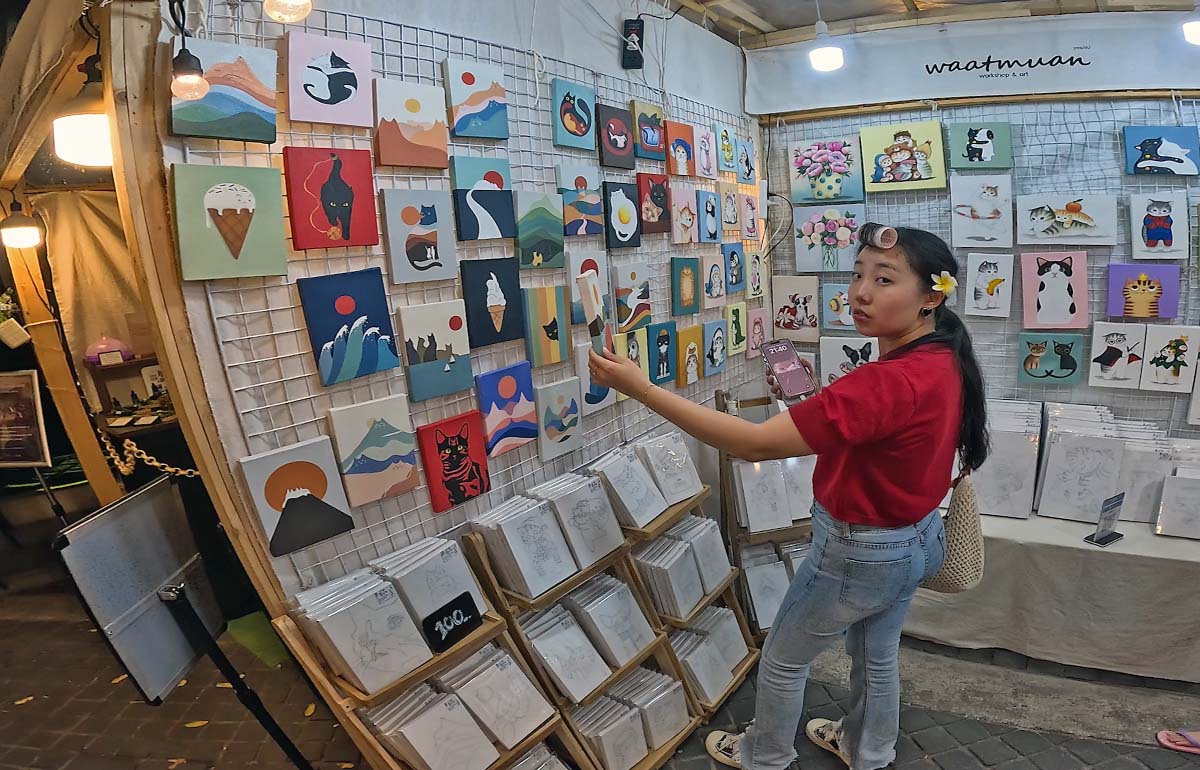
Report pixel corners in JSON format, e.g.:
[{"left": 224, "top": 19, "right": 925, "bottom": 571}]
[
  {"left": 373, "top": 79, "right": 449, "bottom": 168},
  {"left": 296, "top": 267, "right": 401, "bottom": 387},
  {"left": 327, "top": 393, "right": 420, "bottom": 506},
  {"left": 475, "top": 361, "right": 538, "bottom": 457},
  {"left": 396, "top": 299, "right": 474, "bottom": 402},
  {"left": 443, "top": 58, "right": 509, "bottom": 139},
  {"left": 450, "top": 156, "right": 516, "bottom": 241},
  {"left": 556, "top": 162, "right": 603, "bottom": 237},
  {"left": 535, "top": 377, "right": 583, "bottom": 462},
  {"left": 515, "top": 191, "right": 565, "bottom": 268},
  {"left": 170, "top": 38, "right": 276, "bottom": 143}
]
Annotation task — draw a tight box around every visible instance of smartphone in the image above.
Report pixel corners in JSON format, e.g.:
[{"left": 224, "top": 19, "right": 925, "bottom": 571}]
[{"left": 762, "top": 339, "right": 817, "bottom": 401}]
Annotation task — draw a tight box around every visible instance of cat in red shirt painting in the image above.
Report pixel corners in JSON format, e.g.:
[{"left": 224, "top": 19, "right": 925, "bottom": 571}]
[{"left": 590, "top": 226, "right": 989, "bottom": 770}]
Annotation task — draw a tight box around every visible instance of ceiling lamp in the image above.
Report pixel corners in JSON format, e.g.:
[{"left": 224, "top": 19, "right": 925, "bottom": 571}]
[
  {"left": 1, "top": 199, "right": 42, "bottom": 250},
  {"left": 263, "top": 0, "right": 313, "bottom": 23},
  {"left": 1184, "top": 1, "right": 1200, "bottom": 45},
  {"left": 169, "top": 0, "right": 210, "bottom": 100},
  {"left": 808, "top": 1, "right": 844, "bottom": 72},
  {"left": 52, "top": 17, "right": 113, "bottom": 169}
]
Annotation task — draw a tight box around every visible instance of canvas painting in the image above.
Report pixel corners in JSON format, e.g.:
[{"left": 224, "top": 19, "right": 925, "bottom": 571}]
[
  {"left": 773, "top": 275, "right": 820, "bottom": 343},
  {"left": 450, "top": 156, "right": 517, "bottom": 240},
  {"left": 860, "top": 120, "right": 946, "bottom": 192},
  {"left": 671, "top": 183, "right": 698, "bottom": 244},
  {"left": 1017, "top": 332, "right": 1084, "bottom": 385},
  {"left": 946, "top": 123, "right": 1013, "bottom": 170},
  {"left": 239, "top": 436, "right": 353, "bottom": 556},
  {"left": 1122, "top": 125, "right": 1200, "bottom": 175},
  {"left": 676, "top": 326, "right": 704, "bottom": 387},
  {"left": 1107, "top": 263, "right": 1181, "bottom": 319},
  {"left": 636, "top": 173, "right": 671, "bottom": 235},
  {"left": 575, "top": 268, "right": 612, "bottom": 353},
  {"left": 536, "top": 378, "right": 583, "bottom": 461},
  {"left": 671, "top": 257, "right": 701, "bottom": 316},
  {"left": 382, "top": 189, "right": 458, "bottom": 283},
  {"left": 286, "top": 31, "right": 373, "bottom": 127},
  {"left": 747, "top": 307, "right": 769, "bottom": 358},
  {"left": 296, "top": 267, "right": 400, "bottom": 386},
  {"left": 170, "top": 38, "right": 276, "bottom": 143},
  {"left": 741, "top": 193, "right": 761, "bottom": 241},
  {"left": 551, "top": 77, "right": 595, "bottom": 150},
  {"left": 665, "top": 121, "right": 695, "bottom": 176},
  {"left": 556, "top": 162, "right": 603, "bottom": 237},
  {"left": 282, "top": 147, "right": 379, "bottom": 250},
  {"left": 702, "top": 253, "right": 727, "bottom": 310},
  {"left": 963, "top": 252, "right": 1014, "bottom": 319},
  {"left": 820, "top": 336, "right": 878, "bottom": 386},
  {"left": 172, "top": 164, "right": 287, "bottom": 280},
  {"left": 1016, "top": 194, "right": 1117, "bottom": 245},
  {"left": 1140, "top": 324, "right": 1200, "bottom": 393},
  {"left": 747, "top": 250, "right": 764, "bottom": 299},
  {"left": 475, "top": 361, "right": 538, "bottom": 458},
  {"left": 373, "top": 79, "right": 448, "bottom": 168},
  {"left": 417, "top": 411, "right": 491, "bottom": 513},
  {"left": 1020, "top": 251, "right": 1089, "bottom": 329},
  {"left": 613, "top": 328, "right": 650, "bottom": 402},
  {"left": 703, "top": 320, "right": 728, "bottom": 377},
  {"left": 793, "top": 204, "right": 864, "bottom": 272},
  {"left": 523, "top": 285, "right": 570, "bottom": 367},
  {"left": 719, "top": 181, "right": 740, "bottom": 232},
  {"left": 1088, "top": 322, "right": 1146, "bottom": 389},
  {"left": 821, "top": 282, "right": 854, "bottom": 330},
  {"left": 1129, "top": 191, "right": 1189, "bottom": 258},
  {"left": 632, "top": 100, "right": 667, "bottom": 161},
  {"left": 613, "top": 262, "right": 653, "bottom": 333},
  {"left": 735, "top": 139, "right": 756, "bottom": 183},
  {"left": 516, "top": 191, "right": 565, "bottom": 268},
  {"left": 443, "top": 58, "right": 509, "bottom": 139},
  {"left": 396, "top": 299, "right": 474, "bottom": 402},
  {"left": 327, "top": 393, "right": 419, "bottom": 507},
  {"left": 950, "top": 174, "right": 1013, "bottom": 248},
  {"left": 569, "top": 251, "right": 610, "bottom": 325},
  {"left": 723, "top": 243, "right": 746, "bottom": 295},
  {"left": 460, "top": 257, "right": 525, "bottom": 348},
  {"left": 696, "top": 190, "right": 721, "bottom": 243},
  {"left": 575, "top": 342, "right": 617, "bottom": 414},
  {"left": 726, "top": 303, "right": 748, "bottom": 356},
  {"left": 714, "top": 123, "right": 738, "bottom": 173},
  {"left": 597, "top": 104, "right": 635, "bottom": 169},
  {"left": 647, "top": 321, "right": 677, "bottom": 385},
  {"left": 694, "top": 126, "right": 719, "bottom": 179},
  {"left": 603, "top": 182, "right": 641, "bottom": 249},
  {"left": 789, "top": 137, "right": 865, "bottom": 204}
]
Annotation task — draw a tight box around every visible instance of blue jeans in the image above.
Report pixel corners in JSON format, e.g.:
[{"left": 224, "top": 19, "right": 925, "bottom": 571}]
[{"left": 741, "top": 503, "right": 946, "bottom": 770}]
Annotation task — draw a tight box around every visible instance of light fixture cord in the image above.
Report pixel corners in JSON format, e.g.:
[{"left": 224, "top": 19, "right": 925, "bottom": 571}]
[
  {"left": 814, "top": 0, "right": 824, "bottom": 24},
  {"left": 168, "top": 0, "right": 191, "bottom": 38}
]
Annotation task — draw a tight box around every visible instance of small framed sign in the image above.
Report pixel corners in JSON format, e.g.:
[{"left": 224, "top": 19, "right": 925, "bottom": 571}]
[{"left": 1084, "top": 492, "right": 1125, "bottom": 547}]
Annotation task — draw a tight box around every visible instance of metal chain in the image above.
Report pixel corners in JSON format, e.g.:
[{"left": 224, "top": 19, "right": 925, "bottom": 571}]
[{"left": 99, "top": 432, "right": 200, "bottom": 478}]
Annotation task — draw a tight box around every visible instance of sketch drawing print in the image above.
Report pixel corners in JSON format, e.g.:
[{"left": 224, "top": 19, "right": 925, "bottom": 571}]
[
  {"left": 1055, "top": 444, "right": 1119, "bottom": 510},
  {"left": 1035, "top": 256, "right": 1076, "bottom": 325},
  {"left": 516, "top": 519, "right": 564, "bottom": 579}
]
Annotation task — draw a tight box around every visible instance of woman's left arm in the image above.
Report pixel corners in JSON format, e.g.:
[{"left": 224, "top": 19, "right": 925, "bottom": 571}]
[{"left": 589, "top": 349, "right": 812, "bottom": 462}]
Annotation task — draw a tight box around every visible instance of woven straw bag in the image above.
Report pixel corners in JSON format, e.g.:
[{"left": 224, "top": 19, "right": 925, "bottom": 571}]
[{"left": 921, "top": 471, "right": 985, "bottom": 593}]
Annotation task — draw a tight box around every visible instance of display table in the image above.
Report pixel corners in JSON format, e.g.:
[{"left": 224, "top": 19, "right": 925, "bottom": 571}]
[{"left": 905, "top": 515, "right": 1200, "bottom": 683}]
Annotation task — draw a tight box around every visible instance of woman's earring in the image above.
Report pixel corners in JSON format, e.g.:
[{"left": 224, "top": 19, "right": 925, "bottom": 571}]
[{"left": 920, "top": 307, "right": 933, "bottom": 317}]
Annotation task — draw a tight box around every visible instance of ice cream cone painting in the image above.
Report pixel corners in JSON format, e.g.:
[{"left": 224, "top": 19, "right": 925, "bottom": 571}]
[
  {"left": 283, "top": 147, "right": 380, "bottom": 250},
  {"left": 172, "top": 164, "right": 286, "bottom": 281},
  {"left": 170, "top": 38, "right": 277, "bottom": 143},
  {"left": 460, "top": 257, "right": 525, "bottom": 348}
]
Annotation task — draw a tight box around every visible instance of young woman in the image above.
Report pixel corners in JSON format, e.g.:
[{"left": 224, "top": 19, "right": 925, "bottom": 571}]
[{"left": 588, "top": 226, "right": 989, "bottom": 770}]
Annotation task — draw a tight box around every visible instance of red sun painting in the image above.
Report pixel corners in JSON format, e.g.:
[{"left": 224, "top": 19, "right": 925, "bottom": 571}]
[{"left": 282, "top": 146, "right": 380, "bottom": 251}]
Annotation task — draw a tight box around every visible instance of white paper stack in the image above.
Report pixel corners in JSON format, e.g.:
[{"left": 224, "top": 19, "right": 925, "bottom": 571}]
[
  {"left": 741, "top": 545, "right": 790, "bottom": 630},
  {"left": 973, "top": 399, "right": 1043, "bottom": 519},
  {"left": 668, "top": 629, "right": 734, "bottom": 705},
  {"left": 608, "top": 667, "right": 691, "bottom": 749},
  {"left": 570, "top": 696, "right": 650, "bottom": 770},
  {"left": 471, "top": 497, "right": 579, "bottom": 598},
  {"left": 293, "top": 571, "right": 432, "bottom": 694},
  {"left": 510, "top": 743, "right": 573, "bottom": 770},
  {"left": 1156, "top": 467, "right": 1200, "bottom": 539},
  {"left": 370, "top": 538, "right": 489, "bottom": 636},
  {"left": 526, "top": 473, "right": 625, "bottom": 569},
  {"left": 431, "top": 642, "right": 555, "bottom": 749},
  {"left": 632, "top": 537, "right": 705, "bottom": 619},
  {"left": 362, "top": 685, "right": 499, "bottom": 770},
  {"left": 689, "top": 606, "right": 748, "bottom": 673},
  {"left": 663, "top": 515, "right": 732, "bottom": 593},
  {"left": 633, "top": 431, "right": 704, "bottom": 505},
  {"left": 590, "top": 447, "right": 669, "bottom": 528},
  {"left": 780, "top": 455, "right": 817, "bottom": 521},
  {"left": 519, "top": 605, "right": 612, "bottom": 703},
  {"left": 731, "top": 460, "right": 792, "bottom": 532},
  {"left": 563, "top": 574, "right": 657, "bottom": 667},
  {"left": 777, "top": 540, "right": 813, "bottom": 578}
]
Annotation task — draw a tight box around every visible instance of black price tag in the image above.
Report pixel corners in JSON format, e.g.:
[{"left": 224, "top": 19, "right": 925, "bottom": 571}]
[{"left": 421, "top": 591, "right": 482, "bottom": 652}]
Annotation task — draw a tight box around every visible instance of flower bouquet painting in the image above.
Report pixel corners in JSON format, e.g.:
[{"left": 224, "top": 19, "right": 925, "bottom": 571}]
[
  {"left": 789, "top": 137, "right": 864, "bottom": 204},
  {"left": 794, "top": 204, "right": 865, "bottom": 272}
]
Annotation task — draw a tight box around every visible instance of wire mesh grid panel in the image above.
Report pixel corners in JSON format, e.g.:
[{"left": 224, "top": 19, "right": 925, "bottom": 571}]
[
  {"left": 764, "top": 99, "right": 1200, "bottom": 439},
  {"left": 185, "top": 2, "right": 764, "bottom": 589}
]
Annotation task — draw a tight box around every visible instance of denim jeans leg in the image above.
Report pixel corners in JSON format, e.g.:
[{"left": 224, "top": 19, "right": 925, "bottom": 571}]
[{"left": 841, "top": 593, "right": 915, "bottom": 770}]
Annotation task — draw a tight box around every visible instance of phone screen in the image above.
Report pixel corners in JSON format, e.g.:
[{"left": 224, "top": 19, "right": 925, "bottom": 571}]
[{"left": 762, "top": 339, "right": 816, "bottom": 400}]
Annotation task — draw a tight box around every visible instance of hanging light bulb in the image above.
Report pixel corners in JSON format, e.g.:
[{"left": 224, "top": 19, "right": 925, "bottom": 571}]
[
  {"left": 1184, "top": 1, "right": 1200, "bottom": 45},
  {"left": 1, "top": 201, "right": 42, "bottom": 249},
  {"left": 171, "top": 42, "right": 209, "bottom": 100},
  {"left": 808, "top": 19, "right": 844, "bottom": 72},
  {"left": 264, "top": 0, "right": 313, "bottom": 23},
  {"left": 52, "top": 51, "right": 113, "bottom": 168}
]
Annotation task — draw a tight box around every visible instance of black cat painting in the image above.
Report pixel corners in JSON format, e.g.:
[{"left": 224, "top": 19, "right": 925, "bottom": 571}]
[
  {"left": 320, "top": 153, "right": 354, "bottom": 241},
  {"left": 283, "top": 146, "right": 379, "bottom": 250},
  {"left": 418, "top": 412, "right": 491, "bottom": 513}
]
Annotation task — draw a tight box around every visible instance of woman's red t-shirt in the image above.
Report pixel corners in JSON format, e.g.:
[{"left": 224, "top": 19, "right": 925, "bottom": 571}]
[{"left": 787, "top": 342, "right": 962, "bottom": 527}]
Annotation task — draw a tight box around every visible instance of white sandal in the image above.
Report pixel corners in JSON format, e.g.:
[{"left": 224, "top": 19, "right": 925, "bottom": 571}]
[{"left": 806, "top": 718, "right": 852, "bottom": 767}]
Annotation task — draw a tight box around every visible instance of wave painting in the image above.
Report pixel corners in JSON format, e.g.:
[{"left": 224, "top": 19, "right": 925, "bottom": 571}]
[{"left": 318, "top": 315, "right": 402, "bottom": 386}]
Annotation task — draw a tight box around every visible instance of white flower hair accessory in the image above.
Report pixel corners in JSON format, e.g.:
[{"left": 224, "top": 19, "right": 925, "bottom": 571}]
[{"left": 931, "top": 271, "right": 958, "bottom": 297}]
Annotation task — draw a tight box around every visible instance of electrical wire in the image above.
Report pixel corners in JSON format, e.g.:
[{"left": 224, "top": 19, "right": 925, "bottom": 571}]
[{"left": 637, "top": 1, "right": 683, "bottom": 21}]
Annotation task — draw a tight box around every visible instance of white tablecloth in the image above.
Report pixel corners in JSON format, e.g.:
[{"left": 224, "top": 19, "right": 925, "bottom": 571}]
[{"left": 905, "top": 515, "right": 1200, "bottom": 683}]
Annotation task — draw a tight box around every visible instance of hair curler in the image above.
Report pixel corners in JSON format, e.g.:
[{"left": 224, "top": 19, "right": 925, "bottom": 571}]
[{"left": 859, "top": 222, "right": 898, "bottom": 249}]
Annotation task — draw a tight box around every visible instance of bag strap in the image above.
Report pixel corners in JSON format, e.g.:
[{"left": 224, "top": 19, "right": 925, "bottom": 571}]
[{"left": 951, "top": 461, "right": 971, "bottom": 489}]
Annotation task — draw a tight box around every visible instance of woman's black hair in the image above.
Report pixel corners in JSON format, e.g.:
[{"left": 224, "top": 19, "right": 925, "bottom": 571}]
[{"left": 862, "top": 226, "right": 990, "bottom": 472}]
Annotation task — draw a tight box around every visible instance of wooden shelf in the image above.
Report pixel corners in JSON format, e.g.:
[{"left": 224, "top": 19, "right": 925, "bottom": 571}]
[
  {"left": 575, "top": 633, "right": 668, "bottom": 708},
  {"left": 484, "top": 714, "right": 561, "bottom": 770},
  {"left": 499, "top": 543, "right": 630, "bottom": 613},
  {"left": 97, "top": 414, "right": 179, "bottom": 438},
  {"left": 697, "top": 649, "right": 761, "bottom": 716},
  {"left": 736, "top": 520, "right": 813, "bottom": 546},
  {"left": 621, "top": 486, "right": 712, "bottom": 542},
  {"left": 87, "top": 354, "right": 157, "bottom": 372},
  {"left": 629, "top": 716, "right": 704, "bottom": 770},
  {"left": 333, "top": 612, "right": 507, "bottom": 707},
  {"left": 657, "top": 568, "right": 740, "bottom": 629}
]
